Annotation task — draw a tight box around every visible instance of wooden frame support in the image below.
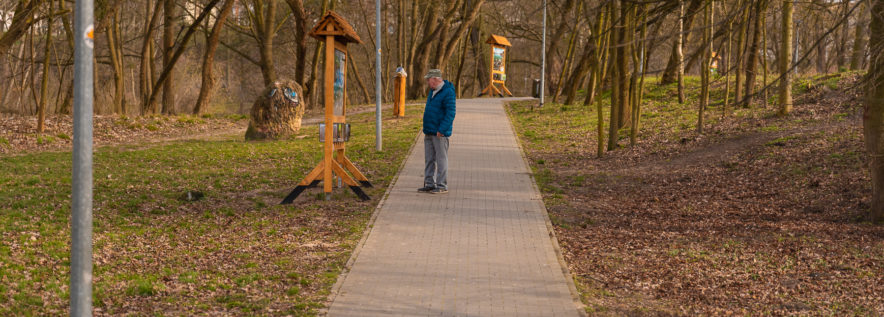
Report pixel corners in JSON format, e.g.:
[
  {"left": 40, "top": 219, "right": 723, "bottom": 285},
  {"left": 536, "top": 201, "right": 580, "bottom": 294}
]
[{"left": 280, "top": 150, "right": 373, "bottom": 204}]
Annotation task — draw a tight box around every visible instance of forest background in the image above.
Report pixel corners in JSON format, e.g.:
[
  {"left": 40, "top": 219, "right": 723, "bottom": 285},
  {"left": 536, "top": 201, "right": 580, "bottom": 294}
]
[{"left": 0, "top": 0, "right": 868, "bottom": 116}]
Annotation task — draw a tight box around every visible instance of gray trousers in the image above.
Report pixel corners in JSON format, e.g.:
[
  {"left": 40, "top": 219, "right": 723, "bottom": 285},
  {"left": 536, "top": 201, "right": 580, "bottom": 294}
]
[{"left": 424, "top": 134, "right": 449, "bottom": 189}]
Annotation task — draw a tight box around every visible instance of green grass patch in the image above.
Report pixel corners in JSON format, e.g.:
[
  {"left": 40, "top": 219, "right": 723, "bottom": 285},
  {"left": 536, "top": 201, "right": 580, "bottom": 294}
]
[
  {"left": 125, "top": 275, "right": 161, "bottom": 297},
  {"left": 0, "top": 105, "right": 424, "bottom": 314},
  {"left": 36, "top": 134, "right": 55, "bottom": 145}
]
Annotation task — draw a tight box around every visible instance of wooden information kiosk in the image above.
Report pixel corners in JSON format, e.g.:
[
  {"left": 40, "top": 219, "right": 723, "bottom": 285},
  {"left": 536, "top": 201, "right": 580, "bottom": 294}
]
[
  {"left": 282, "top": 11, "right": 372, "bottom": 204},
  {"left": 480, "top": 34, "right": 513, "bottom": 97}
]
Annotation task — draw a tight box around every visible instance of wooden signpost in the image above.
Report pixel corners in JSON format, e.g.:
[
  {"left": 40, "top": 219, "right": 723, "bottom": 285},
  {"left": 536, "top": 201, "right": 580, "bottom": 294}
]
[
  {"left": 393, "top": 67, "right": 406, "bottom": 117},
  {"left": 481, "top": 34, "right": 513, "bottom": 97},
  {"left": 282, "top": 11, "right": 372, "bottom": 204}
]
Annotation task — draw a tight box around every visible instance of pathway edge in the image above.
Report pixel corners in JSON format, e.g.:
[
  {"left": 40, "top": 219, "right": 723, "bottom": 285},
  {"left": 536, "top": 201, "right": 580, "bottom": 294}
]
[{"left": 320, "top": 130, "right": 424, "bottom": 316}]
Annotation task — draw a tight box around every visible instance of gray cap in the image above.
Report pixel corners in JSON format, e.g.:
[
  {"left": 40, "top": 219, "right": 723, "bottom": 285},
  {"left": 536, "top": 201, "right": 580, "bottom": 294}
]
[{"left": 424, "top": 69, "right": 443, "bottom": 79}]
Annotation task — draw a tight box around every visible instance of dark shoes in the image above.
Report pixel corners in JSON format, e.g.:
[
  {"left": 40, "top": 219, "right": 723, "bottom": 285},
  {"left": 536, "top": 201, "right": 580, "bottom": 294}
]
[{"left": 418, "top": 186, "right": 448, "bottom": 194}]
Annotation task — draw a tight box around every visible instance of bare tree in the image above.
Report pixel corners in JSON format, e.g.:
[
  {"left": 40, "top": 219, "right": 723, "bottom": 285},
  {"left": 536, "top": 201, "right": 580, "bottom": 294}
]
[
  {"left": 677, "top": 0, "right": 685, "bottom": 104},
  {"left": 37, "top": 0, "right": 53, "bottom": 132},
  {"left": 698, "top": 0, "right": 713, "bottom": 133},
  {"left": 145, "top": 0, "right": 222, "bottom": 113},
  {"left": 851, "top": 0, "right": 869, "bottom": 70},
  {"left": 779, "top": 0, "right": 794, "bottom": 116},
  {"left": 162, "top": 0, "right": 179, "bottom": 114},
  {"left": 140, "top": 0, "right": 162, "bottom": 114},
  {"left": 0, "top": 0, "right": 45, "bottom": 111},
  {"left": 283, "top": 0, "right": 309, "bottom": 84},
  {"left": 863, "top": 0, "right": 884, "bottom": 222},
  {"left": 107, "top": 0, "right": 125, "bottom": 114},
  {"left": 194, "top": 0, "right": 236, "bottom": 115}
]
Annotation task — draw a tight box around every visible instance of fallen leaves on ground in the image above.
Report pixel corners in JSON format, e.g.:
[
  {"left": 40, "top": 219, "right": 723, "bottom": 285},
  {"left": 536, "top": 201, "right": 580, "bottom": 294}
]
[{"left": 509, "top": 73, "right": 883, "bottom": 315}]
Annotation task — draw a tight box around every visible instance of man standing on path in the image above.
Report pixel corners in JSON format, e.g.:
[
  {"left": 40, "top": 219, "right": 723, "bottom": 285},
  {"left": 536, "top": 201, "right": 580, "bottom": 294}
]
[{"left": 418, "top": 69, "right": 456, "bottom": 194}]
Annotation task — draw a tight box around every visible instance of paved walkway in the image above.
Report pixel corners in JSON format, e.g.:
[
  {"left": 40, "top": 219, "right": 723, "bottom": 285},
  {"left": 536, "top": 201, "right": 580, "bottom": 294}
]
[{"left": 327, "top": 98, "right": 582, "bottom": 316}]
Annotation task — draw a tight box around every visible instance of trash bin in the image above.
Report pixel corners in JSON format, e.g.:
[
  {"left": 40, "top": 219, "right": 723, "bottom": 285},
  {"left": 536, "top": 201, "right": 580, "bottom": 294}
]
[{"left": 532, "top": 79, "right": 542, "bottom": 98}]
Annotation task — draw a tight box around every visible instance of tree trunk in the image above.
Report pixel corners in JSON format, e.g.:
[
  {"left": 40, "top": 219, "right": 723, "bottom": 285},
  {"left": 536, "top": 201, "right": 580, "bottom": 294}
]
[
  {"left": 146, "top": 0, "right": 222, "bottom": 113},
  {"left": 26, "top": 25, "right": 36, "bottom": 115},
  {"left": 699, "top": 0, "right": 713, "bottom": 134},
  {"left": 0, "top": 0, "right": 43, "bottom": 55},
  {"left": 554, "top": 23, "right": 579, "bottom": 103},
  {"left": 348, "top": 55, "right": 372, "bottom": 104},
  {"left": 608, "top": 1, "right": 621, "bottom": 151},
  {"left": 256, "top": 0, "right": 278, "bottom": 86},
  {"left": 544, "top": 0, "right": 577, "bottom": 99},
  {"left": 564, "top": 39, "right": 596, "bottom": 106},
  {"left": 470, "top": 16, "right": 489, "bottom": 96},
  {"left": 194, "top": 0, "right": 235, "bottom": 115},
  {"left": 432, "top": 0, "right": 485, "bottom": 70},
  {"left": 814, "top": 0, "right": 828, "bottom": 74},
  {"left": 38, "top": 0, "right": 53, "bottom": 133},
  {"left": 283, "top": 0, "right": 308, "bottom": 84},
  {"left": 405, "top": 0, "right": 421, "bottom": 95},
  {"left": 762, "top": 5, "right": 770, "bottom": 108},
  {"left": 408, "top": 5, "right": 441, "bottom": 99},
  {"left": 838, "top": 0, "right": 850, "bottom": 69},
  {"left": 742, "top": 0, "right": 765, "bottom": 108},
  {"left": 593, "top": 8, "right": 611, "bottom": 156},
  {"left": 779, "top": 0, "right": 794, "bottom": 116},
  {"left": 863, "top": 0, "right": 884, "bottom": 223},
  {"left": 108, "top": 0, "right": 125, "bottom": 115},
  {"left": 397, "top": 0, "right": 405, "bottom": 66},
  {"left": 661, "top": 0, "right": 704, "bottom": 85},
  {"left": 55, "top": 0, "right": 74, "bottom": 115},
  {"left": 851, "top": 1, "right": 869, "bottom": 70},
  {"left": 724, "top": 20, "right": 732, "bottom": 113},
  {"left": 677, "top": 0, "right": 685, "bottom": 104},
  {"left": 162, "top": 0, "right": 178, "bottom": 114},
  {"left": 140, "top": 0, "right": 162, "bottom": 114},
  {"left": 455, "top": 30, "right": 469, "bottom": 97},
  {"left": 629, "top": 5, "right": 641, "bottom": 146},
  {"left": 1, "top": 0, "right": 43, "bottom": 115},
  {"left": 585, "top": 8, "right": 610, "bottom": 108},
  {"left": 734, "top": 1, "right": 749, "bottom": 107},
  {"left": 306, "top": 0, "right": 332, "bottom": 108},
  {"left": 595, "top": 44, "right": 606, "bottom": 158},
  {"left": 5, "top": 43, "right": 26, "bottom": 113}
]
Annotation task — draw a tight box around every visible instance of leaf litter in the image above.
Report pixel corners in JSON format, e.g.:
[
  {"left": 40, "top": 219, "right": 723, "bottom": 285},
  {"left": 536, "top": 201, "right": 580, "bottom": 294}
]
[{"left": 508, "top": 73, "right": 883, "bottom": 315}]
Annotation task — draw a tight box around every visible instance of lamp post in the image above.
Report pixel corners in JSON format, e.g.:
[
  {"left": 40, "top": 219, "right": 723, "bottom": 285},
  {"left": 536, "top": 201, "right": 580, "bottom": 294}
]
[
  {"left": 540, "top": 0, "right": 547, "bottom": 107},
  {"left": 375, "top": 0, "right": 382, "bottom": 151},
  {"left": 71, "top": 0, "right": 94, "bottom": 315}
]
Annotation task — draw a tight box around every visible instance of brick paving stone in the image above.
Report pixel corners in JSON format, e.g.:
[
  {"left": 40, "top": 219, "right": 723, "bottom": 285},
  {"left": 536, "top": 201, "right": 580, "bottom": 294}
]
[{"left": 327, "top": 98, "right": 582, "bottom": 316}]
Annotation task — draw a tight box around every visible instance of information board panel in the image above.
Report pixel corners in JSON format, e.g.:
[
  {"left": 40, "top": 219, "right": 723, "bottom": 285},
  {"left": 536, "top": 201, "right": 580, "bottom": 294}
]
[{"left": 334, "top": 49, "right": 346, "bottom": 116}]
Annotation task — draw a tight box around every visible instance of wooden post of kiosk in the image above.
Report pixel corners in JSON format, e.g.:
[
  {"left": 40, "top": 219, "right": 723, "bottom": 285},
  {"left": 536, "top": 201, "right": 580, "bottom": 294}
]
[
  {"left": 281, "top": 11, "right": 372, "bottom": 204},
  {"left": 393, "top": 68, "right": 406, "bottom": 117},
  {"left": 480, "top": 34, "right": 513, "bottom": 97}
]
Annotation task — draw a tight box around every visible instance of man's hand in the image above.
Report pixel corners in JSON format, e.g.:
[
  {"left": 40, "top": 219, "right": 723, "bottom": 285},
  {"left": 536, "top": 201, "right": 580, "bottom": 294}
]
[{"left": 437, "top": 132, "right": 443, "bottom": 137}]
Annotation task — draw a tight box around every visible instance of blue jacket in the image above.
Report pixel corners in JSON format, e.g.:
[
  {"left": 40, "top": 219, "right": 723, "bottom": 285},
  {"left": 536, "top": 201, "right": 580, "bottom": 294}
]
[{"left": 423, "top": 80, "right": 456, "bottom": 137}]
